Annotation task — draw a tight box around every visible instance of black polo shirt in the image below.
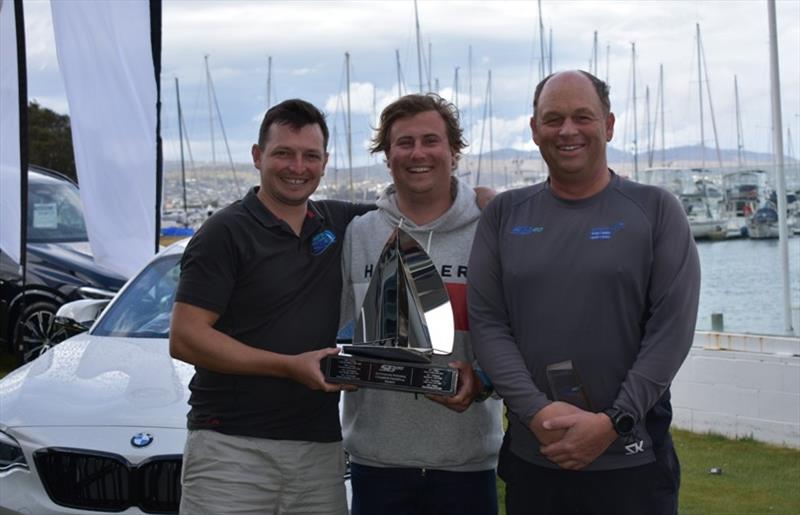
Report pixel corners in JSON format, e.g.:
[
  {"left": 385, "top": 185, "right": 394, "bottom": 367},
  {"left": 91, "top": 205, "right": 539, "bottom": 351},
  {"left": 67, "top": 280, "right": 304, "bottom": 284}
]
[{"left": 176, "top": 187, "right": 373, "bottom": 442}]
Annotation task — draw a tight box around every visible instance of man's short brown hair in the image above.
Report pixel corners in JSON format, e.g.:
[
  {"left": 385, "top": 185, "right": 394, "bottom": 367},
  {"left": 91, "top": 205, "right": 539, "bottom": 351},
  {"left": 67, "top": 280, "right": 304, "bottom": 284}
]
[
  {"left": 257, "top": 98, "right": 329, "bottom": 150},
  {"left": 370, "top": 93, "right": 467, "bottom": 157}
]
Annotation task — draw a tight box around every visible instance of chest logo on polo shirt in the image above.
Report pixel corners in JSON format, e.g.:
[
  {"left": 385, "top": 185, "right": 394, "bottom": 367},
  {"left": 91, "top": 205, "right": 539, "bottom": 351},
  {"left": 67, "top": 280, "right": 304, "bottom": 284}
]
[
  {"left": 511, "top": 225, "right": 544, "bottom": 235},
  {"left": 589, "top": 221, "right": 625, "bottom": 240},
  {"left": 311, "top": 229, "right": 337, "bottom": 255}
]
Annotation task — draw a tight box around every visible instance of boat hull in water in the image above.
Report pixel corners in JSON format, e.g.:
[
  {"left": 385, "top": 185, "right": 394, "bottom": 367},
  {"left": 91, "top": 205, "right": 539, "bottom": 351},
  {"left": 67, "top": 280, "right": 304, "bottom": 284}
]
[{"left": 747, "top": 207, "right": 780, "bottom": 239}]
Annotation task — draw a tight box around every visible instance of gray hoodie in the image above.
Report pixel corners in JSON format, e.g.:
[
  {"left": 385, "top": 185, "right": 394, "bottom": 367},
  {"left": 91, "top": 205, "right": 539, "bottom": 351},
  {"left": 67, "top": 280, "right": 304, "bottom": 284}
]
[{"left": 339, "top": 178, "right": 503, "bottom": 471}]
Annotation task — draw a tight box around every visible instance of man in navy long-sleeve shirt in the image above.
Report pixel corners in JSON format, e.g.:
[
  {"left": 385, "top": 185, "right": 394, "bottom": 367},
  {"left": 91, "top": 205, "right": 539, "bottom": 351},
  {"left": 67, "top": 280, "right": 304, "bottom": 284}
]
[{"left": 468, "top": 70, "right": 700, "bottom": 515}]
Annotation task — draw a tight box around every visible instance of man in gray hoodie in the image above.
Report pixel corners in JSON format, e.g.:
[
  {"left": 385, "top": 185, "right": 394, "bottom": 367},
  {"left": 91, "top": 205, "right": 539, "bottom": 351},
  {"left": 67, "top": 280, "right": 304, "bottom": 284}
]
[{"left": 340, "top": 94, "right": 504, "bottom": 515}]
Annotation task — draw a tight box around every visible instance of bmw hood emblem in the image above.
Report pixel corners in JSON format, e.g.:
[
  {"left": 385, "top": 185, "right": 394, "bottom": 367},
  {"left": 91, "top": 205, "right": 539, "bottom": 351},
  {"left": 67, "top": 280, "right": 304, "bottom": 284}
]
[{"left": 131, "top": 432, "right": 154, "bottom": 448}]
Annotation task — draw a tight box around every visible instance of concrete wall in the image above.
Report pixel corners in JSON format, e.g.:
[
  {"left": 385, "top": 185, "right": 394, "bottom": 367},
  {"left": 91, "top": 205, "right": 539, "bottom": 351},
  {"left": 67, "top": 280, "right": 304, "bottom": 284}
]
[{"left": 671, "top": 331, "right": 800, "bottom": 448}]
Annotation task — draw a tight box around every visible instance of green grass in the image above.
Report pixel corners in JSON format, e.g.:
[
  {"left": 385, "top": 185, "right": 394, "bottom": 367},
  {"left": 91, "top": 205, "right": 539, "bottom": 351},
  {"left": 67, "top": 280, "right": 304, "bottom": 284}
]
[
  {"left": 1, "top": 354, "right": 797, "bottom": 514},
  {"left": 674, "top": 429, "right": 800, "bottom": 515},
  {"left": 496, "top": 429, "right": 800, "bottom": 515}
]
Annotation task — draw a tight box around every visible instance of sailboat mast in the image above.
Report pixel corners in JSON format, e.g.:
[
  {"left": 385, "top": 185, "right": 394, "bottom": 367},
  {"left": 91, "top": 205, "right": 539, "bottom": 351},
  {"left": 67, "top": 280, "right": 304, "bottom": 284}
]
[
  {"left": 468, "top": 45, "right": 473, "bottom": 148},
  {"left": 266, "top": 55, "right": 272, "bottom": 110},
  {"left": 592, "top": 31, "right": 598, "bottom": 76},
  {"left": 488, "top": 70, "right": 494, "bottom": 189},
  {"left": 631, "top": 42, "right": 639, "bottom": 182},
  {"left": 660, "top": 64, "right": 665, "bottom": 166},
  {"left": 175, "top": 77, "right": 188, "bottom": 221},
  {"left": 646, "top": 86, "right": 652, "bottom": 168},
  {"left": 428, "top": 42, "right": 432, "bottom": 92},
  {"left": 414, "top": 0, "right": 423, "bottom": 93},
  {"left": 345, "top": 52, "right": 354, "bottom": 202},
  {"left": 205, "top": 54, "right": 216, "bottom": 165},
  {"left": 395, "top": 49, "right": 403, "bottom": 98},
  {"left": 332, "top": 125, "right": 339, "bottom": 190},
  {"left": 767, "top": 0, "right": 794, "bottom": 335},
  {"left": 206, "top": 66, "right": 242, "bottom": 196},
  {"left": 454, "top": 66, "right": 460, "bottom": 110},
  {"left": 734, "top": 74, "right": 745, "bottom": 167},
  {"left": 696, "top": 23, "right": 705, "bottom": 169},
  {"left": 537, "top": 0, "right": 545, "bottom": 81},
  {"left": 698, "top": 28, "right": 723, "bottom": 168}
]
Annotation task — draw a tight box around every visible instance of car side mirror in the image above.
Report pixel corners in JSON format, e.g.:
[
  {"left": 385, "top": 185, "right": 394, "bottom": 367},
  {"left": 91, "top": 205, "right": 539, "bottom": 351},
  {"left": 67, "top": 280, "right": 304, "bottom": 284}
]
[{"left": 53, "top": 299, "right": 111, "bottom": 338}]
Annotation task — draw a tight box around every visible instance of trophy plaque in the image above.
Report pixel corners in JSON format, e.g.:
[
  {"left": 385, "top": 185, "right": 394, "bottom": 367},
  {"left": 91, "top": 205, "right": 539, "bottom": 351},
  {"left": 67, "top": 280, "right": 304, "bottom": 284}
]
[{"left": 322, "top": 227, "right": 458, "bottom": 396}]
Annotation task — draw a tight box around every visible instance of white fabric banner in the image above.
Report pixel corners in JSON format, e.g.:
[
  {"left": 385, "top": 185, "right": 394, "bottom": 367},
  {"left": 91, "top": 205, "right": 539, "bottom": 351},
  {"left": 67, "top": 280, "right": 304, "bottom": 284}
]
[
  {"left": 51, "top": 0, "right": 157, "bottom": 278},
  {"left": 0, "top": 0, "right": 22, "bottom": 265}
]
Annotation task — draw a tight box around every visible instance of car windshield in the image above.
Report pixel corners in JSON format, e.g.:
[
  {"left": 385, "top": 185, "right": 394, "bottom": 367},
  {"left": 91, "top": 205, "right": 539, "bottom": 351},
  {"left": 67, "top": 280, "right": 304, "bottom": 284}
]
[
  {"left": 27, "top": 179, "right": 88, "bottom": 242},
  {"left": 92, "top": 254, "right": 182, "bottom": 338}
]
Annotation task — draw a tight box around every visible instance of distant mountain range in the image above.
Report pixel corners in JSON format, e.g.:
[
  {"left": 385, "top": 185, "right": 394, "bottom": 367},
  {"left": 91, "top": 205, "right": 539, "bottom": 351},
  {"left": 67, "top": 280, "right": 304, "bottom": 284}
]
[
  {"left": 470, "top": 144, "right": 796, "bottom": 165},
  {"left": 164, "top": 144, "right": 796, "bottom": 178}
]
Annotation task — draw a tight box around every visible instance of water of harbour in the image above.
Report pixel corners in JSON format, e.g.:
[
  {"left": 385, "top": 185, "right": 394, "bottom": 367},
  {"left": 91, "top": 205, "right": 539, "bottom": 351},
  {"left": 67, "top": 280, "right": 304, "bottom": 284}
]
[{"left": 696, "top": 236, "right": 799, "bottom": 336}]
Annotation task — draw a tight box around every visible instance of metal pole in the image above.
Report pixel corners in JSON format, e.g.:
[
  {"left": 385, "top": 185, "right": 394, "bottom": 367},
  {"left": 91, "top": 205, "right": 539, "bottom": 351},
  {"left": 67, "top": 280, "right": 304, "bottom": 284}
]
[
  {"left": 646, "top": 86, "right": 652, "bottom": 168},
  {"left": 395, "top": 49, "right": 403, "bottom": 98},
  {"left": 537, "top": 0, "right": 545, "bottom": 81},
  {"left": 767, "top": 0, "right": 794, "bottom": 335},
  {"left": 175, "top": 77, "right": 187, "bottom": 222},
  {"left": 414, "top": 0, "right": 423, "bottom": 93},
  {"left": 631, "top": 42, "right": 639, "bottom": 182},
  {"left": 345, "top": 52, "right": 354, "bottom": 202},
  {"left": 660, "top": 64, "right": 666, "bottom": 166},
  {"left": 428, "top": 42, "right": 432, "bottom": 93},
  {"left": 205, "top": 54, "right": 215, "bottom": 165},
  {"left": 468, "top": 45, "right": 473, "bottom": 149},
  {"left": 735, "top": 74, "right": 745, "bottom": 167},
  {"left": 488, "top": 70, "right": 494, "bottom": 189},
  {"left": 454, "top": 66, "right": 460, "bottom": 110},
  {"left": 266, "top": 55, "right": 272, "bottom": 110},
  {"left": 696, "top": 24, "right": 705, "bottom": 169}
]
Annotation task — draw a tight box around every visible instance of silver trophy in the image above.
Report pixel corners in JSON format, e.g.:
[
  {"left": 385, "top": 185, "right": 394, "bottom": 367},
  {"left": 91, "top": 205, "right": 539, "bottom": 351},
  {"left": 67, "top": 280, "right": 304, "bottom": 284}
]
[{"left": 322, "top": 227, "right": 458, "bottom": 395}]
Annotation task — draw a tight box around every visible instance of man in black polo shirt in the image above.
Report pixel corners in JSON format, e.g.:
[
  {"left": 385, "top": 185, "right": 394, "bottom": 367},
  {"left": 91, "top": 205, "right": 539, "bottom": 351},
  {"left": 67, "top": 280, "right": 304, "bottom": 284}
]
[{"left": 170, "top": 99, "right": 371, "bottom": 514}]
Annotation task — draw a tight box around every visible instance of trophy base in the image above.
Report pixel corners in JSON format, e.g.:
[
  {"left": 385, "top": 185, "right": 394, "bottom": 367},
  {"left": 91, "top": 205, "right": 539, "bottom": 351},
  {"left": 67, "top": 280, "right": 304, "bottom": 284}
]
[
  {"left": 340, "top": 342, "right": 432, "bottom": 363},
  {"left": 322, "top": 354, "right": 458, "bottom": 396}
]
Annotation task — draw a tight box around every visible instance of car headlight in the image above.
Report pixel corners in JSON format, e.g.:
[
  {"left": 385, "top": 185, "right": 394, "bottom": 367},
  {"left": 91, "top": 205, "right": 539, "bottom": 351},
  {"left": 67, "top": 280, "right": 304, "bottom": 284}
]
[
  {"left": 77, "top": 286, "right": 117, "bottom": 299},
  {"left": 0, "top": 431, "right": 28, "bottom": 472}
]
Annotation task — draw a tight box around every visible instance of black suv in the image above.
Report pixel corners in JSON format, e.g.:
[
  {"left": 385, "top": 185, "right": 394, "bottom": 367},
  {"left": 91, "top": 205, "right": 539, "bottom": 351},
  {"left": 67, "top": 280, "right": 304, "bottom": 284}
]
[{"left": 0, "top": 166, "right": 127, "bottom": 360}]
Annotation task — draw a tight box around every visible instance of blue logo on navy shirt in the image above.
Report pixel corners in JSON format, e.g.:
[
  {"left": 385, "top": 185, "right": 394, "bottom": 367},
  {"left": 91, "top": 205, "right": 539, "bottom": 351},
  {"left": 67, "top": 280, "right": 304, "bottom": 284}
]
[
  {"left": 511, "top": 225, "right": 544, "bottom": 235},
  {"left": 590, "top": 222, "right": 624, "bottom": 240},
  {"left": 311, "top": 230, "right": 337, "bottom": 255}
]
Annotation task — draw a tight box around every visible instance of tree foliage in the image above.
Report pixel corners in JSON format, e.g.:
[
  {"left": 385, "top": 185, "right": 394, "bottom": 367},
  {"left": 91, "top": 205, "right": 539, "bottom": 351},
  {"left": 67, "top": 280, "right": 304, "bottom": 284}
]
[{"left": 28, "top": 102, "right": 77, "bottom": 183}]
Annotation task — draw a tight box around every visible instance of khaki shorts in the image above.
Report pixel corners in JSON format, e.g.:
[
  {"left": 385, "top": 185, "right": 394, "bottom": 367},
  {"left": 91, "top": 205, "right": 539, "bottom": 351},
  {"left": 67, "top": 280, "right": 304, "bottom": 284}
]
[{"left": 179, "top": 429, "right": 348, "bottom": 515}]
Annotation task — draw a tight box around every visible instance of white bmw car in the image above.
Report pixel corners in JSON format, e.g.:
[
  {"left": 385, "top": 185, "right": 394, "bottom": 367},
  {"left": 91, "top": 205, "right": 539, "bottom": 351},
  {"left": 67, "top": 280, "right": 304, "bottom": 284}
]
[
  {"left": 0, "top": 239, "right": 353, "bottom": 514},
  {"left": 0, "top": 241, "right": 192, "bottom": 514}
]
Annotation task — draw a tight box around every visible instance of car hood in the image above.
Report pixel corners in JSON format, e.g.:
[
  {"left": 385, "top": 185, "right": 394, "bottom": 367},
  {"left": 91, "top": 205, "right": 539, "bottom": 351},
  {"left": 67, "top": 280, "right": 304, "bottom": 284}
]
[{"left": 0, "top": 334, "right": 193, "bottom": 429}]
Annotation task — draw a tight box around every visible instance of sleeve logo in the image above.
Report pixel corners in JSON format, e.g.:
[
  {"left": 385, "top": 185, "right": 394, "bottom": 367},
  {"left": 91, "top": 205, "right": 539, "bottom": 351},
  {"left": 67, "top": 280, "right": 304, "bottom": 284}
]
[{"left": 311, "top": 229, "right": 337, "bottom": 255}]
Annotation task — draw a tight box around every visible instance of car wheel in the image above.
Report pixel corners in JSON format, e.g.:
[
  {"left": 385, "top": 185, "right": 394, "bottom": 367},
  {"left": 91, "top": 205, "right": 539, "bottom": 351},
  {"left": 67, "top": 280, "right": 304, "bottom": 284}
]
[{"left": 12, "top": 300, "right": 69, "bottom": 362}]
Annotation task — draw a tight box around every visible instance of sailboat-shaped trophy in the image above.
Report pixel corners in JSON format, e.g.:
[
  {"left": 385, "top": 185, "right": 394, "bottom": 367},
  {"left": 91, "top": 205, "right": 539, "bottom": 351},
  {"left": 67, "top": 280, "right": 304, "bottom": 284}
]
[{"left": 322, "top": 227, "right": 458, "bottom": 395}]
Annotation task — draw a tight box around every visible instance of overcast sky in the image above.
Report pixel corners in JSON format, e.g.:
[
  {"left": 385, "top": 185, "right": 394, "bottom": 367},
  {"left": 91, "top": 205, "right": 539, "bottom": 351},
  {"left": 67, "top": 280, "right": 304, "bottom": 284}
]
[{"left": 22, "top": 0, "right": 800, "bottom": 166}]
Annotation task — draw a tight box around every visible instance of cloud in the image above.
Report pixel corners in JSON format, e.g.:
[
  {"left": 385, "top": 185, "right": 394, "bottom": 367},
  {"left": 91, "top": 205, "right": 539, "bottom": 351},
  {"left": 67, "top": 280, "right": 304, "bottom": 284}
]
[{"left": 22, "top": 0, "right": 800, "bottom": 163}]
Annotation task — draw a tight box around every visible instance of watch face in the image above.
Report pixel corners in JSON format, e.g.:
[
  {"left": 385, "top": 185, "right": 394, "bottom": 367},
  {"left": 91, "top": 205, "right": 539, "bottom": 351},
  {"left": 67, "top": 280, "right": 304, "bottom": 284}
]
[{"left": 616, "top": 413, "right": 635, "bottom": 435}]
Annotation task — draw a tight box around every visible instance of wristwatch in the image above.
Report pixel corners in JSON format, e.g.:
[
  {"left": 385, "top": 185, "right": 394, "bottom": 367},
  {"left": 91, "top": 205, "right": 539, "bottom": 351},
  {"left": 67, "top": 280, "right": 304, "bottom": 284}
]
[{"left": 603, "top": 407, "right": 636, "bottom": 437}]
